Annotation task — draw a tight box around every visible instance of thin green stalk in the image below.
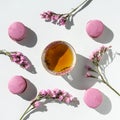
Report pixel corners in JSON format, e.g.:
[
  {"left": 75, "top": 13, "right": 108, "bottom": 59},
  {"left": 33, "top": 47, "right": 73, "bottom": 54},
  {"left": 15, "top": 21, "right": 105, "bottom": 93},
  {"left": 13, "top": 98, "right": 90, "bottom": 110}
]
[
  {"left": 97, "top": 66, "right": 120, "bottom": 96},
  {"left": 104, "top": 81, "right": 120, "bottom": 96},
  {"left": 19, "top": 103, "right": 33, "bottom": 120},
  {"left": 0, "top": 50, "right": 6, "bottom": 55},
  {"left": 0, "top": 50, "right": 10, "bottom": 56},
  {"left": 67, "top": 0, "right": 88, "bottom": 16}
]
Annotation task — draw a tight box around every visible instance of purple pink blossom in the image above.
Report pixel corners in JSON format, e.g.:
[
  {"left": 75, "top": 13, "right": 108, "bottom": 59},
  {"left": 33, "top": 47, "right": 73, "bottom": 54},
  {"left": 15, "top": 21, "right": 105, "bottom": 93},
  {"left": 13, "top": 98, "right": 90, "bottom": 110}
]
[
  {"left": 38, "top": 89, "right": 75, "bottom": 104},
  {"left": 0, "top": 50, "right": 31, "bottom": 70},
  {"left": 89, "top": 46, "right": 111, "bottom": 65},
  {"left": 40, "top": 0, "right": 89, "bottom": 26},
  {"left": 85, "top": 72, "right": 92, "bottom": 78},
  {"left": 20, "top": 89, "right": 78, "bottom": 120},
  {"left": 10, "top": 52, "right": 30, "bottom": 69},
  {"left": 33, "top": 101, "right": 41, "bottom": 108},
  {"left": 40, "top": 11, "right": 66, "bottom": 26},
  {"left": 85, "top": 46, "right": 120, "bottom": 96},
  {"left": 85, "top": 65, "right": 93, "bottom": 71}
]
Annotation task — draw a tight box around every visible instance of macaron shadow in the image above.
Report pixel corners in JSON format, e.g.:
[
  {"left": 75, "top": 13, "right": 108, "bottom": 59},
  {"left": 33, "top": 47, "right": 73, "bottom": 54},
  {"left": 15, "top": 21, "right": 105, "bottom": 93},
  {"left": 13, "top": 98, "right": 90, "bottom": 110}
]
[
  {"left": 62, "top": 54, "right": 98, "bottom": 90},
  {"left": 18, "top": 27, "right": 37, "bottom": 47},
  {"left": 93, "top": 25, "right": 114, "bottom": 43},
  {"left": 19, "top": 79, "right": 37, "bottom": 101},
  {"left": 95, "top": 93, "right": 112, "bottom": 115}
]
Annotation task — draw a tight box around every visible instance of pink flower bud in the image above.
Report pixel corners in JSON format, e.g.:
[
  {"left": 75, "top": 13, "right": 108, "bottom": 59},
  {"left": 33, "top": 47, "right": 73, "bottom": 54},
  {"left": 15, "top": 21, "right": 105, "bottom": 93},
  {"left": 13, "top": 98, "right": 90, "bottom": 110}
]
[
  {"left": 33, "top": 101, "right": 41, "bottom": 108},
  {"left": 58, "top": 17, "right": 67, "bottom": 25},
  {"left": 49, "top": 90, "right": 56, "bottom": 98},
  {"left": 58, "top": 95, "right": 64, "bottom": 101},
  {"left": 85, "top": 65, "right": 92, "bottom": 71},
  {"left": 85, "top": 72, "right": 92, "bottom": 78},
  {"left": 10, "top": 52, "right": 31, "bottom": 69},
  {"left": 51, "top": 14, "right": 60, "bottom": 21},
  {"left": 64, "top": 97, "right": 71, "bottom": 104},
  {"left": 53, "top": 88, "right": 60, "bottom": 95},
  {"left": 39, "top": 90, "right": 47, "bottom": 96}
]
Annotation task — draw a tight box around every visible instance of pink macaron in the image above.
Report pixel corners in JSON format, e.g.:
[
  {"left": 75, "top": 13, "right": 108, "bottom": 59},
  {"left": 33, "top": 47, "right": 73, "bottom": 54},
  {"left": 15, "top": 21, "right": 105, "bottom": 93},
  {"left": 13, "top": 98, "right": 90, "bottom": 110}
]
[
  {"left": 83, "top": 88, "right": 103, "bottom": 108},
  {"left": 8, "top": 76, "right": 27, "bottom": 94},
  {"left": 8, "top": 22, "right": 26, "bottom": 41},
  {"left": 86, "top": 20, "right": 104, "bottom": 38}
]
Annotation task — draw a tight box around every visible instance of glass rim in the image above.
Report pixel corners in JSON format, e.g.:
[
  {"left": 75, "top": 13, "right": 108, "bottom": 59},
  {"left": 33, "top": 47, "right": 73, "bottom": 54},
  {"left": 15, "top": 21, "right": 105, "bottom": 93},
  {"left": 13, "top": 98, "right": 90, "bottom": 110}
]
[{"left": 41, "top": 40, "right": 76, "bottom": 76}]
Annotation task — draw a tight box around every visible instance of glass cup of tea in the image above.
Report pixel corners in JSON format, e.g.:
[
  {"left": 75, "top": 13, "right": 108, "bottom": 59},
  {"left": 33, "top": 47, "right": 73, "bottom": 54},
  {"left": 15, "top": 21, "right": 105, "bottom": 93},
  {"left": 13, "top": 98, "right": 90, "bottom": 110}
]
[{"left": 41, "top": 40, "right": 76, "bottom": 76}]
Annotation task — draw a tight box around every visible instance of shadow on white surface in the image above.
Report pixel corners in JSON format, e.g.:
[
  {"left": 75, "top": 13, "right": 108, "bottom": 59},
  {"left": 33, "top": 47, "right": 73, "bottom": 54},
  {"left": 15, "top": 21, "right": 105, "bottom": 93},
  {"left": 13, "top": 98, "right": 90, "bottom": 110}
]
[
  {"left": 62, "top": 54, "right": 98, "bottom": 90},
  {"left": 99, "top": 49, "right": 115, "bottom": 83},
  {"left": 65, "top": 0, "right": 93, "bottom": 30},
  {"left": 26, "top": 64, "right": 37, "bottom": 74},
  {"left": 95, "top": 93, "right": 112, "bottom": 115},
  {"left": 18, "top": 27, "right": 38, "bottom": 47},
  {"left": 93, "top": 25, "right": 114, "bottom": 43},
  {"left": 25, "top": 56, "right": 37, "bottom": 74},
  {"left": 65, "top": 16, "right": 74, "bottom": 30},
  {"left": 22, "top": 98, "right": 79, "bottom": 120},
  {"left": 22, "top": 102, "right": 47, "bottom": 120},
  {"left": 100, "top": 49, "right": 115, "bottom": 68},
  {"left": 19, "top": 79, "right": 37, "bottom": 101},
  {"left": 41, "top": 0, "right": 93, "bottom": 30}
]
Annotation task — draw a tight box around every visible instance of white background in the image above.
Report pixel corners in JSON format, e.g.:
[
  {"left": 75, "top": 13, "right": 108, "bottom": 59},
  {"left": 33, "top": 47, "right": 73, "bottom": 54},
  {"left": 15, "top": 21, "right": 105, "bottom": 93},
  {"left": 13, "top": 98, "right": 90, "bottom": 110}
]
[{"left": 0, "top": 0, "right": 120, "bottom": 120}]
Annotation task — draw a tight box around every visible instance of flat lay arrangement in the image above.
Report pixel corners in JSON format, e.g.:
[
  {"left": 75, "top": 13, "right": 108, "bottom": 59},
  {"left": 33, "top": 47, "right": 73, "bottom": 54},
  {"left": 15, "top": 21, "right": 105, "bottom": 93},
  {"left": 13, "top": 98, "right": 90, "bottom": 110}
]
[{"left": 0, "top": 0, "right": 120, "bottom": 120}]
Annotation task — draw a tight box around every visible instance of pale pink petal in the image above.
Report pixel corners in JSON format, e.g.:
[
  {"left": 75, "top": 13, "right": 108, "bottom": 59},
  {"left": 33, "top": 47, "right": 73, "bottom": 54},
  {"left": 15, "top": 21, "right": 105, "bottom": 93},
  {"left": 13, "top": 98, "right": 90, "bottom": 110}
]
[{"left": 33, "top": 101, "right": 41, "bottom": 108}]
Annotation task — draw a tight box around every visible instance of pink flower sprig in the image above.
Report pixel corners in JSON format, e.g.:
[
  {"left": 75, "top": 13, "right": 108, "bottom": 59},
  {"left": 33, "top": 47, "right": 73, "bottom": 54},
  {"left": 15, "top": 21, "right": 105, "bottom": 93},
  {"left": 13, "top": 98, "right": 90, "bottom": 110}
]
[
  {"left": 0, "top": 50, "right": 30, "bottom": 69},
  {"left": 40, "top": 0, "right": 88, "bottom": 26},
  {"left": 85, "top": 46, "right": 120, "bottom": 96},
  {"left": 20, "top": 89, "right": 78, "bottom": 120},
  {"left": 89, "top": 46, "right": 111, "bottom": 66}
]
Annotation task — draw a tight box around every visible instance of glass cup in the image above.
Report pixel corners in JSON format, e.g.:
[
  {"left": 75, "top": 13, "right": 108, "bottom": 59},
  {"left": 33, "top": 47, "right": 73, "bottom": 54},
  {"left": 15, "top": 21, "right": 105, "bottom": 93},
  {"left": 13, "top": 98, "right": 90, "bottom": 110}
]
[{"left": 41, "top": 40, "right": 76, "bottom": 75}]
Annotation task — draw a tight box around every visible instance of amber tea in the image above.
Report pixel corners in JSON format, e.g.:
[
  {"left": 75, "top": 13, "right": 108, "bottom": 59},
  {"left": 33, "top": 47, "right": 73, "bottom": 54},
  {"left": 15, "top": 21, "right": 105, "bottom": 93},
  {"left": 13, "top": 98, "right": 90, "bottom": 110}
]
[{"left": 41, "top": 41, "right": 76, "bottom": 75}]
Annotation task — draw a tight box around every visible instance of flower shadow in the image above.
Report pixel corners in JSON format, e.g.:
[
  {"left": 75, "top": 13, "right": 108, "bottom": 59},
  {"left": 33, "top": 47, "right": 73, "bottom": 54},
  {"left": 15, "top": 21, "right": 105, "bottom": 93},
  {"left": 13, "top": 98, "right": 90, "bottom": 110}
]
[
  {"left": 23, "top": 98, "right": 79, "bottom": 120},
  {"left": 65, "top": 0, "right": 93, "bottom": 30},
  {"left": 95, "top": 93, "right": 112, "bottom": 114},
  {"left": 23, "top": 102, "right": 47, "bottom": 120},
  {"left": 65, "top": 16, "right": 74, "bottom": 30},
  {"left": 25, "top": 56, "right": 37, "bottom": 74},
  {"left": 19, "top": 79, "right": 37, "bottom": 101},
  {"left": 62, "top": 54, "right": 98, "bottom": 90},
  {"left": 99, "top": 49, "right": 116, "bottom": 81},
  {"left": 18, "top": 27, "right": 37, "bottom": 47},
  {"left": 93, "top": 25, "right": 114, "bottom": 43},
  {"left": 43, "top": 98, "right": 79, "bottom": 108},
  {"left": 100, "top": 49, "right": 115, "bottom": 68}
]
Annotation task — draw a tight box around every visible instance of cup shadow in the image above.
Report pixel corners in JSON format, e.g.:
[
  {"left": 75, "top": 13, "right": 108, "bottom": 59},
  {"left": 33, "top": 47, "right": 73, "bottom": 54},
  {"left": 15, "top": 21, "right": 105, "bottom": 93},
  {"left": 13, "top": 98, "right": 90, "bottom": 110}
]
[
  {"left": 93, "top": 25, "right": 114, "bottom": 43},
  {"left": 18, "top": 27, "right": 37, "bottom": 47},
  {"left": 62, "top": 54, "right": 97, "bottom": 90},
  {"left": 19, "top": 79, "right": 37, "bottom": 101},
  {"left": 95, "top": 93, "right": 112, "bottom": 115}
]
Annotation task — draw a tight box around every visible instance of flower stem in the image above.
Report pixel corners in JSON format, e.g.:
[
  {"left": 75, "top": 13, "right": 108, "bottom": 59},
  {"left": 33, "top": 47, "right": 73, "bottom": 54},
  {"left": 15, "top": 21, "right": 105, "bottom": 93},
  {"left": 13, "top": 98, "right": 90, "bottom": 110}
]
[
  {"left": 0, "top": 50, "right": 6, "bottom": 55},
  {"left": 103, "top": 80, "right": 120, "bottom": 96},
  {"left": 97, "top": 66, "right": 120, "bottom": 96},
  {"left": 19, "top": 102, "right": 34, "bottom": 120},
  {"left": 67, "top": 0, "right": 88, "bottom": 16},
  {"left": 0, "top": 50, "right": 10, "bottom": 56}
]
